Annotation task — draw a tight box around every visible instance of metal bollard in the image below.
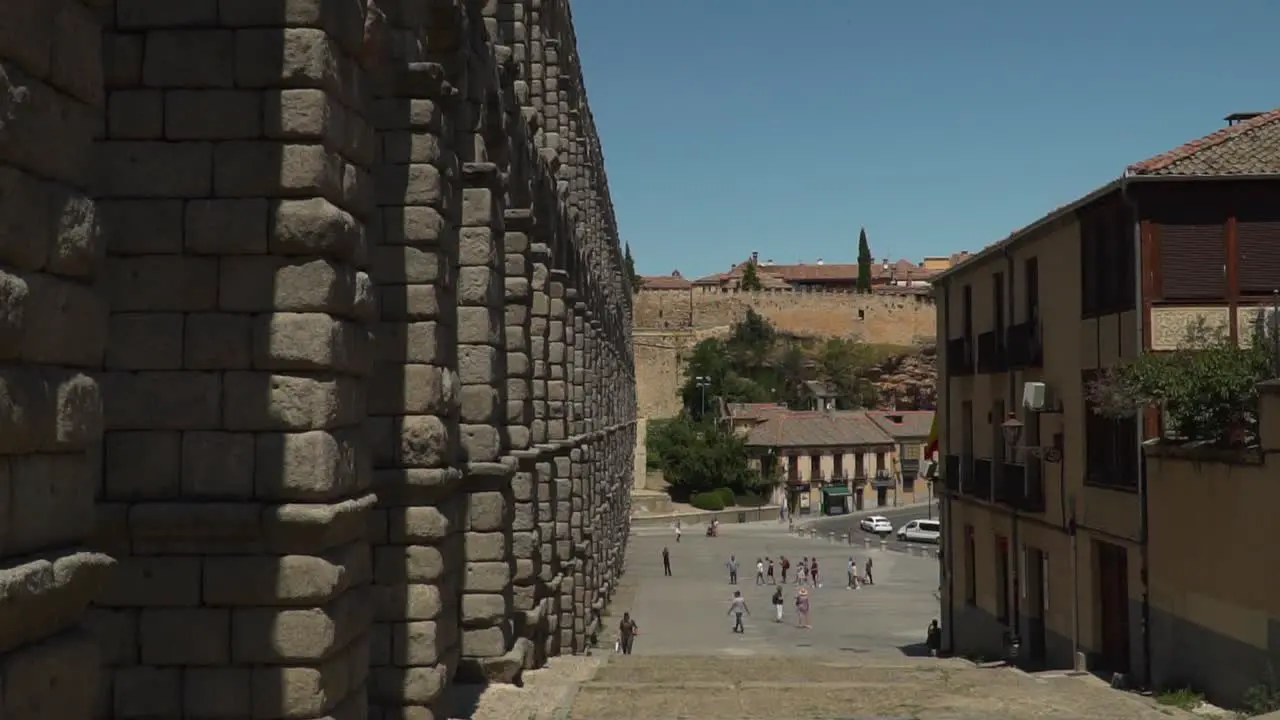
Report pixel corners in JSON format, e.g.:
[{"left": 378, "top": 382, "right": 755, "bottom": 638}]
[
  {"left": 827, "top": 532, "right": 835, "bottom": 543},
  {"left": 862, "top": 537, "right": 870, "bottom": 549},
  {"left": 880, "top": 540, "right": 888, "bottom": 551},
  {"left": 840, "top": 534, "right": 849, "bottom": 545}
]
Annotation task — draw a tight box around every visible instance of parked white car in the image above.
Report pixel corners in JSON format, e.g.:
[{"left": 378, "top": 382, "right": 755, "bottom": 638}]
[
  {"left": 859, "top": 515, "right": 894, "bottom": 536},
  {"left": 897, "top": 519, "right": 942, "bottom": 544}
]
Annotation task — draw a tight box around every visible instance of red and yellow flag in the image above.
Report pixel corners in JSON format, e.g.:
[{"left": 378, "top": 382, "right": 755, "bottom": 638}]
[{"left": 925, "top": 412, "right": 940, "bottom": 458}]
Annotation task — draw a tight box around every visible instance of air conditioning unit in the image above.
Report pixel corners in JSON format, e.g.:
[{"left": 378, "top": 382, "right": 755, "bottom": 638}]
[{"left": 1022, "top": 381, "right": 1047, "bottom": 412}]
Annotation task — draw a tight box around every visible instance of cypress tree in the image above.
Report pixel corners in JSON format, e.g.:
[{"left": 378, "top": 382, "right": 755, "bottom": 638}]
[{"left": 856, "top": 227, "right": 873, "bottom": 293}]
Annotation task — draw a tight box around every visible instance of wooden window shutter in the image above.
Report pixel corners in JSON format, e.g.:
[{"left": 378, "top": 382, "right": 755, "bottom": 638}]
[
  {"left": 1080, "top": 216, "right": 1098, "bottom": 315},
  {"left": 1158, "top": 223, "right": 1226, "bottom": 299},
  {"left": 1238, "top": 221, "right": 1280, "bottom": 295}
]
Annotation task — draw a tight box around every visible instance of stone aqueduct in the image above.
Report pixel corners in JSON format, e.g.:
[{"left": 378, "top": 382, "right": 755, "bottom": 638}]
[{"left": 0, "top": 1, "right": 637, "bottom": 718}]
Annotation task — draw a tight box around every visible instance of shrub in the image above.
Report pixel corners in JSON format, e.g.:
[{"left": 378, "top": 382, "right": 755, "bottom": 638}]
[
  {"left": 735, "top": 492, "right": 768, "bottom": 507},
  {"left": 689, "top": 492, "right": 725, "bottom": 512},
  {"left": 715, "top": 487, "right": 736, "bottom": 506}
]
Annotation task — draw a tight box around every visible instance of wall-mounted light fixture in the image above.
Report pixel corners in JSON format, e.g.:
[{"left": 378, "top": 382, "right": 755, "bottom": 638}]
[{"left": 1000, "top": 412, "right": 1063, "bottom": 463}]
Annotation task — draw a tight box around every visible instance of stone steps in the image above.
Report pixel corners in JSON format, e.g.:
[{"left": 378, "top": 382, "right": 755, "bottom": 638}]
[{"left": 442, "top": 653, "right": 1203, "bottom": 720}]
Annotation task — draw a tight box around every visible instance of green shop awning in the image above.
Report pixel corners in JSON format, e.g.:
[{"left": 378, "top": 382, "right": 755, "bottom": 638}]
[{"left": 821, "top": 486, "right": 852, "bottom": 497}]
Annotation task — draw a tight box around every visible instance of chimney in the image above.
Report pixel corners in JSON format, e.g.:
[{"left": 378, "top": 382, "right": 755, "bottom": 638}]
[
  {"left": 1226, "top": 112, "right": 1264, "bottom": 127},
  {"left": 751, "top": 251, "right": 759, "bottom": 264}
]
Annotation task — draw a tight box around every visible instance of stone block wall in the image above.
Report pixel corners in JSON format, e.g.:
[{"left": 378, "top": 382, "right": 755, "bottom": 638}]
[{"left": 0, "top": 1, "right": 636, "bottom": 719}]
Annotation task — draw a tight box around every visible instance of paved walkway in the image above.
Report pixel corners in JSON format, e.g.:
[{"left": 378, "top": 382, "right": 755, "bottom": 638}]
[
  {"left": 607, "top": 521, "right": 940, "bottom": 656},
  {"left": 447, "top": 523, "right": 1198, "bottom": 720}
]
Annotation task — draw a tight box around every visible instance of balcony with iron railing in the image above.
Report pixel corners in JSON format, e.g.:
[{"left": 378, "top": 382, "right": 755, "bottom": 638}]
[
  {"left": 994, "top": 461, "right": 1047, "bottom": 513},
  {"left": 976, "top": 330, "right": 1005, "bottom": 374},
  {"left": 968, "top": 458, "right": 994, "bottom": 500},
  {"left": 946, "top": 337, "right": 974, "bottom": 377},
  {"left": 995, "top": 462, "right": 1024, "bottom": 507},
  {"left": 1005, "top": 321, "right": 1043, "bottom": 369},
  {"left": 942, "top": 454, "right": 961, "bottom": 493}
]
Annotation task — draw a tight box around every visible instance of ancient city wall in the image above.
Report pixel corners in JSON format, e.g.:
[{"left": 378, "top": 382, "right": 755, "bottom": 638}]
[
  {"left": 632, "top": 288, "right": 936, "bottom": 420},
  {"left": 0, "top": 1, "right": 636, "bottom": 719},
  {"left": 634, "top": 287, "right": 936, "bottom": 344}
]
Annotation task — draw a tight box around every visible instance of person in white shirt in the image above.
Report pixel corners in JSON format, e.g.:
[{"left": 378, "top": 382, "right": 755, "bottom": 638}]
[{"left": 755, "top": 558, "right": 765, "bottom": 585}]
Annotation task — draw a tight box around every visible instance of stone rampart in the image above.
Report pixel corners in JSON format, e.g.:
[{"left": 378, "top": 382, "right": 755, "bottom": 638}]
[
  {"left": 635, "top": 287, "right": 936, "bottom": 343},
  {"left": 0, "top": 1, "right": 635, "bottom": 718},
  {"left": 632, "top": 289, "right": 935, "bottom": 421}
]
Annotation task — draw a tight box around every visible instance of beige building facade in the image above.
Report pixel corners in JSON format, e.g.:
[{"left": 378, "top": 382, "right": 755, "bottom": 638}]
[
  {"left": 1143, "top": 385, "right": 1280, "bottom": 707},
  {"left": 934, "top": 108, "right": 1280, "bottom": 689},
  {"left": 728, "top": 405, "right": 933, "bottom": 515}
]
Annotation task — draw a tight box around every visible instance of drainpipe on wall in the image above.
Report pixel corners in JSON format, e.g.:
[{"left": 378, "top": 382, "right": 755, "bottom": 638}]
[
  {"left": 1120, "top": 179, "right": 1153, "bottom": 690},
  {"left": 942, "top": 281, "right": 956, "bottom": 654},
  {"left": 1003, "top": 245, "right": 1021, "bottom": 662}
]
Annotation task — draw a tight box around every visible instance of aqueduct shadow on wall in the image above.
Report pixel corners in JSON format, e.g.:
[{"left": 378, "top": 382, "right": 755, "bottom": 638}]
[{"left": 0, "top": 1, "right": 635, "bottom": 718}]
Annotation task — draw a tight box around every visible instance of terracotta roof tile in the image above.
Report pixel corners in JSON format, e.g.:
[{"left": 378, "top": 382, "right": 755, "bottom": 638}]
[
  {"left": 693, "top": 259, "right": 939, "bottom": 286},
  {"left": 867, "top": 410, "right": 935, "bottom": 439},
  {"left": 1129, "top": 108, "right": 1280, "bottom": 177},
  {"left": 639, "top": 271, "right": 692, "bottom": 290},
  {"left": 744, "top": 410, "right": 895, "bottom": 448},
  {"left": 726, "top": 402, "right": 790, "bottom": 421}
]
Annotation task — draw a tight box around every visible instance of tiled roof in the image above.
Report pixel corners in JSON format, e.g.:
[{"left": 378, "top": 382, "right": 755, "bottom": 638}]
[
  {"left": 1128, "top": 108, "right": 1280, "bottom": 177},
  {"left": 803, "top": 380, "right": 837, "bottom": 397},
  {"left": 639, "top": 271, "right": 692, "bottom": 290},
  {"left": 693, "top": 259, "right": 940, "bottom": 286},
  {"left": 744, "top": 410, "right": 895, "bottom": 449},
  {"left": 936, "top": 108, "right": 1280, "bottom": 284},
  {"left": 725, "top": 402, "right": 790, "bottom": 421},
  {"left": 867, "top": 410, "right": 935, "bottom": 439}
]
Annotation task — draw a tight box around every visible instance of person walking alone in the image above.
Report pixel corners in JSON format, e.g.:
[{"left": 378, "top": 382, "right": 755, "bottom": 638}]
[
  {"left": 771, "top": 586, "right": 785, "bottom": 623},
  {"left": 662, "top": 547, "right": 672, "bottom": 576},
  {"left": 728, "top": 590, "right": 750, "bottom": 633},
  {"left": 864, "top": 556, "right": 874, "bottom": 586},
  {"left": 795, "top": 587, "right": 811, "bottom": 629},
  {"left": 618, "top": 612, "right": 638, "bottom": 655},
  {"left": 727, "top": 555, "right": 739, "bottom": 585},
  {"left": 755, "top": 558, "right": 765, "bottom": 586}
]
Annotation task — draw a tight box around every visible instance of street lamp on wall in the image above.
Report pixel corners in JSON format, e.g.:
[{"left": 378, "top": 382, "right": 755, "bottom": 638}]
[
  {"left": 1001, "top": 412, "right": 1063, "bottom": 463},
  {"left": 695, "top": 376, "right": 711, "bottom": 417}
]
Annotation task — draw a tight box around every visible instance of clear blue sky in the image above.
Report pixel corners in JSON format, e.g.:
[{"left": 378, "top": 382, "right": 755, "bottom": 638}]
[{"left": 572, "top": 0, "right": 1280, "bottom": 279}]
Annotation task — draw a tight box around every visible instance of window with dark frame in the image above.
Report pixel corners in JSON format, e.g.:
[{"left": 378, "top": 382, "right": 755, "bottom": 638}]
[
  {"left": 1025, "top": 257, "right": 1040, "bottom": 324},
  {"left": 964, "top": 525, "right": 977, "bottom": 605},
  {"left": 993, "top": 272, "right": 1006, "bottom": 334},
  {"left": 962, "top": 284, "right": 973, "bottom": 340},
  {"left": 1082, "top": 370, "right": 1140, "bottom": 489},
  {"left": 1080, "top": 203, "right": 1136, "bottom": 317}
]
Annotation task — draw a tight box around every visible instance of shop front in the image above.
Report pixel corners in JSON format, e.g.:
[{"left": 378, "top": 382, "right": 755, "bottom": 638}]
[{"left": 820, "top": 484, "right": 852, "bottom": 515}]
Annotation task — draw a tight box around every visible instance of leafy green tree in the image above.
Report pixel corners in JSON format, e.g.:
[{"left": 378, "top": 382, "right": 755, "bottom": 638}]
[
  {"left": 818, "top": 338, "right": 879, "bottom": 408},
  {"left": 740, "top": 260, "right": 764, "bottom": 291},
  {"left": 679, "top": 338, "right": 770, "bottom": 420},
  {"left": 650, "top": 416, "right": 762, "bottom": 495},
  {"left": 1087, "top": 320, "right": 1274, "bottom": 445},
  {"left": 856, "top": 227, "right": 873, "bottom": 293},
  {"left": 727, "top": 308, "right": 775, "bottom": 370},
  {"left": 623, "top": 243, "right": 641, "bottom": 290}
]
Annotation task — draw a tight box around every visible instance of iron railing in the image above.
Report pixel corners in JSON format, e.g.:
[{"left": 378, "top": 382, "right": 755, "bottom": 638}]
[
  {"left": 968, "top": 458, "right": 994, "bottom": 500},
  {"left": 946, "top": 337, "right": 974, "bottom": 376},
  {"left": 976, "top": 331, "right": 1005, "bottom": 374},
  {"left": 1005, "top": 321, "right": 1043, "bottom": 368}
]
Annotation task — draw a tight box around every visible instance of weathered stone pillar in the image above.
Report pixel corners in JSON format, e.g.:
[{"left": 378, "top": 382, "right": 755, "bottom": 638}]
[
  {"left": 94, "top": 4, "right": 377, "bottom": 719},
  {"left": 0, "top": 1, "right": 113, "bottom": 717},
  {"left": 367, "top": 51, "right": 465, "bottom": 718}
]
